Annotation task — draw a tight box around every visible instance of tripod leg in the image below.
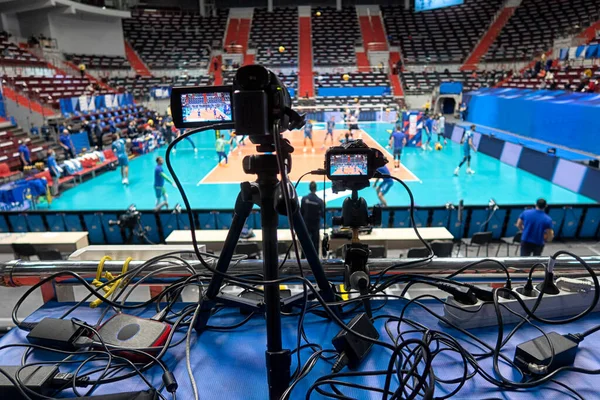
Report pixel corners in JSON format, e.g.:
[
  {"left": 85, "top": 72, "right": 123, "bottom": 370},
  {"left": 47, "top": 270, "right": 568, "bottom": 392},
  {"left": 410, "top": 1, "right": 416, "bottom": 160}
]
[
  {"left": 292, "top": 211, "right": 337, "bottom": 305},
  {"left": 194, "top": 190, "right": 254, "bottom": 333}
]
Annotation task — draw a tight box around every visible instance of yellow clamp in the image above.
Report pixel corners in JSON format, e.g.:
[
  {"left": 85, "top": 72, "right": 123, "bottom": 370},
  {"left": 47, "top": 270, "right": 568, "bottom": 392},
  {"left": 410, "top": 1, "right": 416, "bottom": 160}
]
[{"left": 90, "top": 257, "right": 132, "bottom": 309}]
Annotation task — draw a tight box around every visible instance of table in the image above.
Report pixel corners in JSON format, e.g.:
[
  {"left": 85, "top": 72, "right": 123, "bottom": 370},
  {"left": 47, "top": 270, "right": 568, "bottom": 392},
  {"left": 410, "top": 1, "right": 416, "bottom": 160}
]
[
  {"left": 165, "top": 227, "right": 453, "bottom": 252},
  {"left": 0, "top": 300, "right": 596, "bottom": 399},
  {"left": 0, "top": 231, "right": 90, "bottom": 254},
  {"left": 69, "top": 244, "right": 207, "bottom": 261}
]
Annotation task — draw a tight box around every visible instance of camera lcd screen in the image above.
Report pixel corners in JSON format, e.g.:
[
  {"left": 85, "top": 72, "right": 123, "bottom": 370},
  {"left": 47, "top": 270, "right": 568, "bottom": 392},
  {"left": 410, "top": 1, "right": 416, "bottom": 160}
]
[
  {"left": 329, "top": 154, "right": 369, "bottom": 176},
  {"left": 181, "top": 92, "right": 233, "bottom": 123}
]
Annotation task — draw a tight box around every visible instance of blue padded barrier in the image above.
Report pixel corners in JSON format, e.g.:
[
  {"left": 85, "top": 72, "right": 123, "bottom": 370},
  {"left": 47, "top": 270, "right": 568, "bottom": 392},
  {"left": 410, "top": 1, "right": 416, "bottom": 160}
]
[
  {"left": 198, "top": 212, "right": 216, "bottom": 229},
  {"left": 467, "top": 209, "right": 490, "bottom": 237},
  {"left": 381, "top": 210, "right": 392, "bottom": 228},
  {"left": 82, "top": 213, "right": 108, "bottom": 244},
  {"left": 139, "top": 213, "right": 161, "bottom": 244},
  {"left": 392, "top": 210, "right": 411, "bottom": 228},
  {"left": 278, "top": 215, "right": 290, "bottom": 229},
  {"left": 547, "top": 208, "right": 567, "bottom": 238},
  {"left": 64, "top": 214, "right": 83, "bottom": 232},
  {"left": 159, "top": 213, "right": 178, "bottom": 240},
  {"left": 0, "top": 215, "right": 9, "bottom": 233},
  {"left": 486, "top": 209, "right": 507, "bottom": 239},
  {"left": 214, "top": 212, "right": 233, "bottom": 230},
  {"left": 100, "top": 213, "right": 122, "bottom": 244},
  {"left": 46, "top": 214, "right": 66, "bottom": 232},
  {"left": 7, "top": 214, "right": 28, "bottom": 232},
  {"left": 580, "top": 208, "right": 600, "bottom": 238},
  {"left": 448, "top": 209, "right": 465, "bottom": 239},
  {"left": 431, "top": 209, "right": 450, "bottom": 228},
  {"left": 413, "top": 209, "right": 429, "bottom": 227},
  {"left": 26, "top": 215, "right": 45, "bottom": 232},
  {"left": 559, "top": 207, "right": 584, "bottom": 239}
]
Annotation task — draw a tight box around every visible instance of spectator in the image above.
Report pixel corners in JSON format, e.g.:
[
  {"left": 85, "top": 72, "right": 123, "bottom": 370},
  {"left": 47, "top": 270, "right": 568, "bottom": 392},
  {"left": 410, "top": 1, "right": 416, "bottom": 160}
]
[
  {"left": 300, "top": 181, "right": 324, "bottom": 257},
  {"left": 47, "top": 149, "right": 61, "bottom": 197},
  {"left": 18, "top": 140, "right": 31, "bottom": 169},
  {"left": 78, "top": 63, "right": 86, "bottom": 79},
  {"left": 41, "top": 122, "right": 51, "bottom": 141},
  {"left": 108, "top": 117, "right": 117, "bottom": 134},
  {"left": 93, "top": 123, "right": 104, "bottom": 149},
  {"left": 59, "top": 129, "right": 76, "bottom": 159},
  {"left": 82, "top": 120, "right": 94, "bottom": 148},
  {"left": 127, "top": 121, "right": 137, "bottom": 138},
  {"left": 516, "top": 198, "right": 554, "bottom": 256},
  {"left": 30, "top": 126, "right": 39, "bottom": 136}
]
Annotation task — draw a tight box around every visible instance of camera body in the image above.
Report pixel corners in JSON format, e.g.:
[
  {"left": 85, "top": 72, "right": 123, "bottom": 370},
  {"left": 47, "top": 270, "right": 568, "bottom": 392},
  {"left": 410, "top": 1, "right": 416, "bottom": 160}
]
[
  {"left": 170, "top": 65, "right": 304, "bottom": 149},
  {"left": 110, "top": 204, "right": 141, "bottom": 230},
  {"left": 325, "top": 140, "right": 388, "bottom": 193}
]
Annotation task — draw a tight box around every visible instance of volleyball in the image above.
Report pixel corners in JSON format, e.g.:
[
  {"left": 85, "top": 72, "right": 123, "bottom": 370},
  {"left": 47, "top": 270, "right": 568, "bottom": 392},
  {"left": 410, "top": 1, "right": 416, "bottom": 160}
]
[
  {"left": 278, "top": 46, "right": 285, "bottom": 53},
  {"left": 316, "top": 11, "right": 321, "bottom": 16},
  {"left": 435, "top": 143, "right": 443, "bottom": 151},
  {"left": 343, "top": 73, "right": 350, "bottom": 81}
]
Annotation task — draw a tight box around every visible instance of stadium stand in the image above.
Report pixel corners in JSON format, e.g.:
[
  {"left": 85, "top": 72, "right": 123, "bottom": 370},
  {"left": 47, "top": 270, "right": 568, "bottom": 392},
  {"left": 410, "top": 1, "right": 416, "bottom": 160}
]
[
  {"left": 382, "top": 0, "right": 504, "bottom": 63},
  {"left": 0, "top": 123, "right": 48, "bottom": 173},
  {"left": 316, "top": 72, "right": 389, "bottom": 88},
  {"left": 484, "top": 0, "right": 600, "bottom": 61},
  {"left": 314, "top": 95, "right": 396, "bottom": 109},
  {"left": 6, "top": 75, "right": 110, "bottom": 107},
  {"left": 122, "top": 9, "right": 228, "bottom": 69},
  {"left": 402, "top": 70, "right": 505, "bottom": 95},
  {"left": 64, "top": 54, "right": 131, "bottom": 70},
  {"left": 499, "top": 66, "right": 600, "bottom": 91},
  {"left": 0, "top": 31, "right": 46, "bottom": 67},
  {"left": 312, "top": 7, "right": 360, "bottom": 66},
  {"left": 108, "top": 75, "right": 211, "bottom": 98},
  {"left": 250, "top": 8, "right": 298, "bottom": 67}
]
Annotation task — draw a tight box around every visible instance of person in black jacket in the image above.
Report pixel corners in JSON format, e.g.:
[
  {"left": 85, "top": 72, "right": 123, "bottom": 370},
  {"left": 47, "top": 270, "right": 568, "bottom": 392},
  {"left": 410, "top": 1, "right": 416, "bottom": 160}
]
[
  {"left": 93, "top": 123, "right": 104, "bottom": 149},
  {"left": 301, "top": 181, "right": 324, "bottom": 256}
]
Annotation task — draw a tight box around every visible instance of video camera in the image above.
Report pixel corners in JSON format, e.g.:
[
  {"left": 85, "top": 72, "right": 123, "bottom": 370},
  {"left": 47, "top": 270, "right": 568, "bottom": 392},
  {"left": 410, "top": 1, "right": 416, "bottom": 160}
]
[
  {"left": 325, "top": 139, "right": 387, "bottom": 193},
  {"left": 109, "top": 204, "right": 141, "bottom": 230},
  {"left": 170, "top": 65, "right": 304, "bottom": 150}
]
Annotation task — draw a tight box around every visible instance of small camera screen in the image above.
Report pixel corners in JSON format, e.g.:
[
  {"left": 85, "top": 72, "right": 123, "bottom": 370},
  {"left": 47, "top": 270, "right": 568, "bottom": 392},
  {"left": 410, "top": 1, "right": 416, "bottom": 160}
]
[
  {"left": 181, "top": 92, "right": 233, "bottom": 123},
  {"left": 329, "top": 153, "right": 369, "bottom": 176}
]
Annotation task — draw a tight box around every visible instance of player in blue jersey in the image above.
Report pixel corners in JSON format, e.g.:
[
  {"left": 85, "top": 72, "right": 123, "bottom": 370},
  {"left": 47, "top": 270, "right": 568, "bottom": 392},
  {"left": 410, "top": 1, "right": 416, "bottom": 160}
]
[
  {"left": 173, "top": 129, "right": 198, "bottom": 153},
  {"left": 373, "top": 165, "right": 393, "bottom": 207},
  {"left": 112, "top": 133, "right": 131, "bottom": 184},
  {"left": 389, "top": 127, "right": 407, "bottom": 170},
  {"left": 437, "top": 113, "right": 447, "bottom": 145},
  {"left": 454, "top": 125, "right": 477, "bottom": 176},
  {"left": 421, "top": 114, "right": 433, "bottom": 151},
  {"left": 303, "top": 120, "right": 314, "bottom": 153},
  {"left": 324, "top": 116, "right": 335, "bottom": 146},
  {"left": 154, "top": 156, "right": 176, "bottom": 210}
]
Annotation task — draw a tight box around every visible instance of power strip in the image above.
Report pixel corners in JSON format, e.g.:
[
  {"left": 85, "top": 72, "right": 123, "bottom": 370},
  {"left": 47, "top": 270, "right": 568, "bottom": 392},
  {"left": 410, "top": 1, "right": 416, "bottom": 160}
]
[{"left": 442, "top": 277, "right": 600, "bottom": 330}]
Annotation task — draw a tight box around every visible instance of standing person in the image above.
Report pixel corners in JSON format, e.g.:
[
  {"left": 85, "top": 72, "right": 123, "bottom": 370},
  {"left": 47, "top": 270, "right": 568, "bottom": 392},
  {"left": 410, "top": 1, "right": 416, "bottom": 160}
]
[
  {"left": 324, "top": 116, "right": 335, "bottom": 146},
  {"left": 215, "top": 133, "right": 232, "bottom": 166},
  {"left": 47, "top": 149, "right": 62, "bottom": 197},
  {"left": 454, "top": 125, "right": 477, "bottom": 175},
  {"left": 112, "top": 133, "right": 130, "bottom": 185},
  {"left": 82, "top": 120, "right": 94, "bottom": 148},
  {"left": 94, "top": 123, "right": 104, "bottom": 149},
  {"left": 41, "top": 122, "right": 51, "bottom": 142},
  {"left": 78, "top": 63, "right": 86, "bottom": 79},
  {"left": 373, "top": 165, "right": 394, "bottom": 207},
  {"left": 437, "top": 113, "right": 447, "bottom": 145},
  {"left": 59, "top": 129, "right": 76, "bottom": 159},
  {"left": 517, "top": 199, "right": 554, "bottom": 256},
  {"left": 161, "top": 122, "right": 173, "bottom": 144},
  {"left": 300, "top": 181, "right": 324, "bottom": 256},
  {"left": 18, "top": 140, "right": 31, "bottom": 169},
  {"left": 421, "top": 114, "right": 433, "bottom": 151},
  {"left": 389, "top": 127, "right": 407, "bottom": 170},
  {"left": 459, "top": 101, "right": 467, "bottom": 121},
  {"left": 127, "top": 120, "right": 137, "bottom": 138},
  {"left": 303, "top": 120, "right": 314, "bottom": 153},
  {"left": 154, "top": 156, "right": 175, "bottom": 209}
]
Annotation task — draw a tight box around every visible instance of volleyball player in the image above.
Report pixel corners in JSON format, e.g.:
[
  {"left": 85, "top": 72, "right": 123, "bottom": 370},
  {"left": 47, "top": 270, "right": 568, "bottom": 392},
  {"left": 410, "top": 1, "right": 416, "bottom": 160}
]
[
  {"left": 324, "top": 116, "right": 335, "bottom": 146},
  {"left": 373, "top": 165, "right": 393, "bottom": 207},
  {"left": 173, "top": 129, "right": 197, "bottom": 153},
  {"left": 437, "top": 113, "right": 447, "bottom": 145},
  {"left": 389, "top": 126, "right": 407, "bottom": 170},
  {"left": 303, "top": 120, "right": 314, "bottom": 153},
  {"left": 154, "top": 156, "right": 176, "bottom": 210},
  {"left": 454, "top": 125, "right": 477, "bottom": 176},
  {"left": 111, "top": 133, "right": 131, "bottom": 185},
  {"left": 421, "top": 114, "right": 433, "bottom": 151}
]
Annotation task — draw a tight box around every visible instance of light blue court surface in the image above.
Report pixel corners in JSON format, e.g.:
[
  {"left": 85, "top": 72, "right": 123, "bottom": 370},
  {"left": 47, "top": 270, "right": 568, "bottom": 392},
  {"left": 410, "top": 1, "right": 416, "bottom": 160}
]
[{"left": 48, "top": 123, "right": 595, "bottom": 211}]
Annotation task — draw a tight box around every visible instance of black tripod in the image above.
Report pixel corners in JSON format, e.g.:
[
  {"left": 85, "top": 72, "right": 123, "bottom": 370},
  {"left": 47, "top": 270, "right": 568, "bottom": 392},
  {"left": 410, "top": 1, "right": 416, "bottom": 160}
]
[{"left": 194, "top": 137, "right": 337, "bottom": 399}]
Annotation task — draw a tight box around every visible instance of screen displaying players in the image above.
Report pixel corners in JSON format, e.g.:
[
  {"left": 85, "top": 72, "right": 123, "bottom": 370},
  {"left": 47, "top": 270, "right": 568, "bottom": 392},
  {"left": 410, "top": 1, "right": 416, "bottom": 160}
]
[
  {"left": 181, "top": 92, "right": 232, "bottom": 123},
  {"left": 330, "top": 154, "right": 368, "bottom": 176},
  {"left": 415, "top": 0, "right": 463, "bottom": 12}
]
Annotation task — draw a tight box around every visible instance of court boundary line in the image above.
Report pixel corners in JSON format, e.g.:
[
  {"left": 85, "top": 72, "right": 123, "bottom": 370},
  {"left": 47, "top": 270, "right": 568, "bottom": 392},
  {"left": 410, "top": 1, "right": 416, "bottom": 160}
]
[{"left": 196, "top": 127, "right": 421, "bottom": 185}]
